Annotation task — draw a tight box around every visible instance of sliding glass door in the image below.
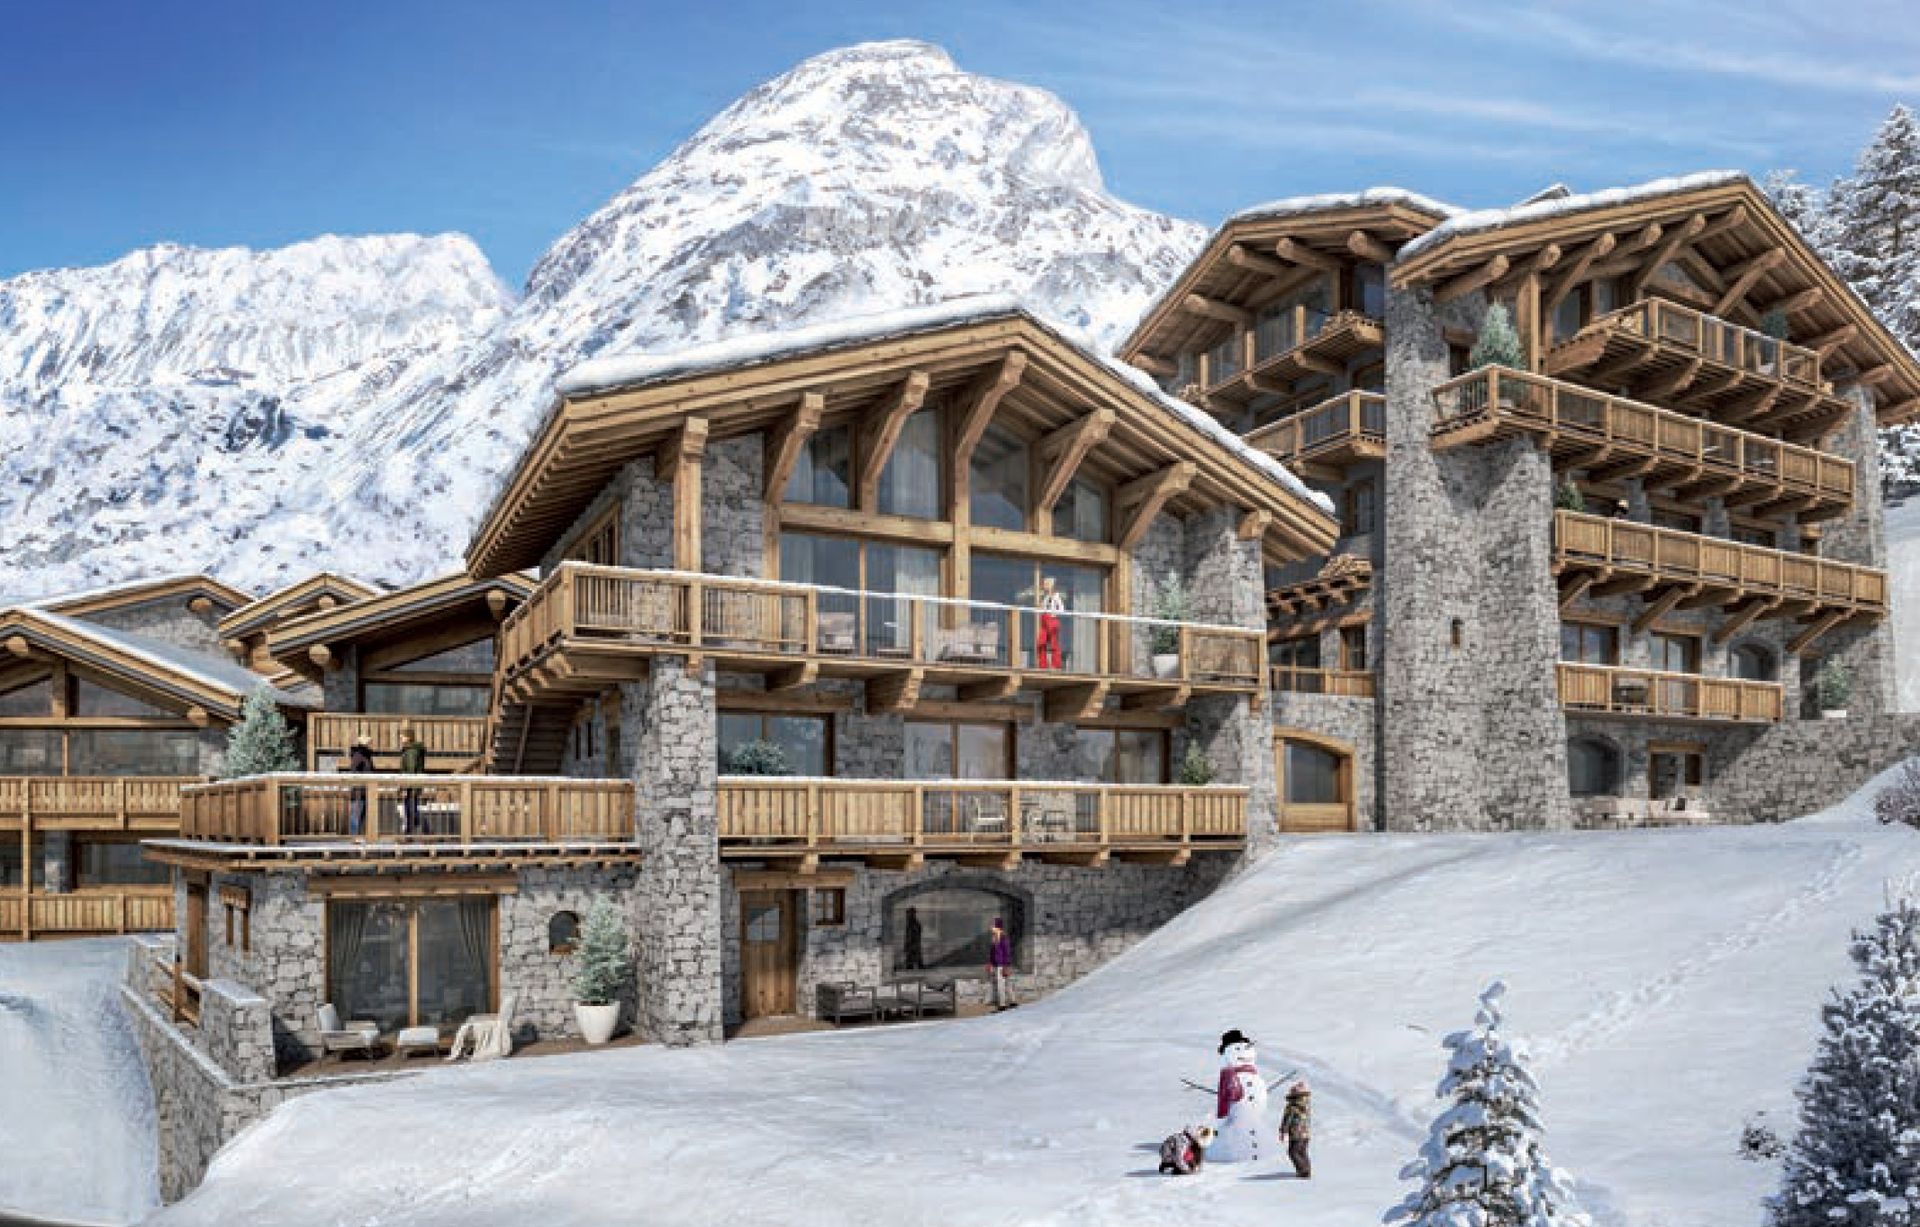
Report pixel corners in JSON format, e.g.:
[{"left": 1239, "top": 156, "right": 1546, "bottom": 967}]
[
  {"left": 328, "top": 896, "right": 494, "bottom": 1031},
  {"left": 969, "top": 557, "right": 1105, "bottom": 672}
]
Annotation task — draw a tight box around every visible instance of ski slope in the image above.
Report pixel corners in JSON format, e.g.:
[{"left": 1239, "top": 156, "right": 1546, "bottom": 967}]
[
  {"left": 152, "top": 772, "right": 1920, "bottom": 1227},
  {"left": 0, "top": 939, "right": 158, "bottom": 1226}
]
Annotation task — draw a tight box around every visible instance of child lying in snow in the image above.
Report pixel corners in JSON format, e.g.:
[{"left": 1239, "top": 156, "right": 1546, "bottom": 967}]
[{"left": 1158, "top": 1123, "right": 1217, "bottom": 1175}]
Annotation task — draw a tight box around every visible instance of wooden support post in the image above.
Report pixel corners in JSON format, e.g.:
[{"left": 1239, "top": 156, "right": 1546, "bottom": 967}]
[
  {"left": 661, "top": 418, "right": 710, "bottom": 573},
  {"left": 765, "top": 391, "right": 825, "bottom": 499},
  {"left": 1116, "top": 462, "right": 1196, "bottom": 551},
  {"left": 856, "top": 371, "right": 931, "bottom": 510}
]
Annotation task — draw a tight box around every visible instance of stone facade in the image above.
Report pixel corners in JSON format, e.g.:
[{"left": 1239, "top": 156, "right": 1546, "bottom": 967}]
[
  {"left": 500, "top": 865, "right": 644, "bottom": 1038},
  {"left": 74, "top": 595, "right": 230, "bottom": 656},
  {"left": 702, "top": 433, "right": 766, "bottom": 576},
  {"left": 1270, "top": 692, "right": 1380, "bottom": 830},
  {"left": 1809, "top": 388, "right": 1897, "bottom": 717}
]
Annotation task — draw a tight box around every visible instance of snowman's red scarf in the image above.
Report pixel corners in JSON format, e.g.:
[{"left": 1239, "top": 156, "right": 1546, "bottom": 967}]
[{"left": 1216, "top": 1065, "right": 1258, "bottom": 1119}]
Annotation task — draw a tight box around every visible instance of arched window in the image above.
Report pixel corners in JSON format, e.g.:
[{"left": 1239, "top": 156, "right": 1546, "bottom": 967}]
[
  {"left": 548, "top": 911, "right": 581, "bottom": 954},
  {"left": 1729, "top": 643, "right": 1777, "bottom": 682},
  {"left": 884, "top": 885, "right": 1024, "bottom": 976},
  {"left": 1284, "top": 743, "right": 1345, "bottom": 805},
  {"left": 1567, "top": 737, "right": 1622, "bottom": 798},
  {"left": 1275, "top": 732, "right": 1355, "bottom": 833}
]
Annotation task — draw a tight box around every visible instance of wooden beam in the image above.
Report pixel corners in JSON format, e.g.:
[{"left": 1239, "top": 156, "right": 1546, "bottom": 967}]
[
  {"left": 954, "top": 353, "right": 1027, "bottom": 468},
  {"left": 1760, "top": 286, "right": 1823, "bottom": 318},
  {"left": 3, "top": 636, "right": 30, "bottom": 659},
  {"left": 1237, "top": 510, "right": 1273, "bottom": 541},
  {"left": 764, "top": 391, "right": 824, "bottom": 499},
  {"left": 1631, "top": 213, "right": 1708, "bottom": 296},
  {"left": 1632, "top": 585, "right": 1695, "bottom": 634},
  {"left": 1116, "top": 461, "right": 1196, "bottom": 551},
  {"left": 1345, "top": 230, "right": 1395, "bottom": 264},
  {"left": 1434, "top": 254, "right": 1510, "bottom": 304},
  {"left": 1121, "top": 684, "right": 1190, "bottom": 711},
  {"left": 1694, "top": 205, "right": 1750, "bottom": 242},
  {"left": 1183, "top": 293, "right": 1252, "bottom": 327},
  {"left": 1044, "top": 682, "right": 1109, "bottom": 723},
  {"left": 1851, "top": 364, "right": 1895, "bottom": 388},
  {"left": 486, "top": 589, "right": 510, "bottom": 620},
  {"left": 1127, "top": 353, "right": 1176, "bottom": 378},
  {"left": 1808, "top": 325, "right": 1858, "bottom": 358},
  {"left": 1591, "top": 574, "right": 1658, "bottom": 598},
  {"left": 957, "top": 675, "right": 1021, "bottom": 702},
  {"left": 1626, "top": 220, "right": 1665, "bottom": 251},
  {"left": 1033, "top": 408, "right": 1116, "bottom": 526},
  {"left": 663, "top": 417, "right": 709, "bottom": 573},
  {"left": 1493, "top": 243, "right": 1563, "bottom": 298},
  {"left": 307, "top": 644, "right": 333, "bottom": 671},
  {"left": 1788, "top": 610, "right": 1847, "bottom": 657},
  {"left": 187, "top": 596, "right": 214, "bottom": 615},
  {"left": 1558, "top": 573, "right": 1595, "bottom": 612},
  {"left": 1543, "top": 233, "right": 1617, "bottom": 314},
  {"left": 865, "top": 668, "right": 923, "bottom": 714},
  {"left": 1643, "top": 357, "right": 1703, "bottom": 399},
  {"left": 856, "top": 371, "right": 931, "bottom": 510},
  {"left": 768, "top": 661, "right": 817, "bottom": 692},
  {"left": 1712, "top": 248, "right": 1786, "bottom": 316},
  {"left": 1273, "top": 237, "right": 1343, "bottom": 275},
  {"left": 1225, "top": 244, "right": 1291, "bottom": 278}
]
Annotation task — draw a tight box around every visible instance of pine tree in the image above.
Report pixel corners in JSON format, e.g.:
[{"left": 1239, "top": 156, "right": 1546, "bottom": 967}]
[
  {"left": 221, "top": 687, "right": 300, "bottom": 778},
  {"left": 1764, "top": 170, "right": 1837, "bottom": 260},
  {"left": 1387, "top": 981, "right": 1592, "bottom": 1227},
  {"left": 572, "top": 898, "right": 632, "bottom": 1006},
  {"left": 1471, "top": 304, "right": 1526, "bottom": 371},
  {"left": 1769, "top": 892, "right": 1920, "bottom": 1227},
  {"left": 1828, "top": 105, "right": 1920, "bottom": 321}
]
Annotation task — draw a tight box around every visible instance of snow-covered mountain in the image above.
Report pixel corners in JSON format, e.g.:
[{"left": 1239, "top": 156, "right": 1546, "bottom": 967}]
[{"left": 0, "top": 41, "right": 1204, "bottom": 595}]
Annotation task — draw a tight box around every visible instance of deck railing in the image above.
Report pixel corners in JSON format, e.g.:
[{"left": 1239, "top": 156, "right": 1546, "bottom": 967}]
[
  {"left": 1557, "top": 662, "right": 1784, "bottom": 722},
  {"left": 177, "top": 774, "right": 635, "bottom": 845},
  {"left": 716, "top": 778, "right": 1247, "bottom": 851},
  {"left": 1431, "top": 367, "right": 1855, "bottom": 501},
  {"left": 304, "top": 714, "right": 489, "bottom": 765},
  {"left": 1269, "top": 666, "right": 1376, "bottom": 698},
  {"left": 1578, "top": 299, "right": 1822, "bottom": 386},
  {"left": 0, "top": 776, "right": 199, "bottom": 828},
  {"left": 1555, "top": 511, "right": 1888, "bottom": 611},
  {"left": 1244, "top": 391, "right": 1386, "bottom": 465},
  {"left": 0, "top": 888, "right": 174, "bottom": 940},
  {"left": 502, "top": 563, "right": 1266, "bottom": 689},
  {"left": 1252, "top": 304, "right": 1336, "bottom": 367}
]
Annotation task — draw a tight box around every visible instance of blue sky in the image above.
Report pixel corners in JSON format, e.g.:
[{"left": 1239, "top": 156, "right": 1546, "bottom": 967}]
[{"left": 2, "top": 0, "right": 1914, "bottom": 285}]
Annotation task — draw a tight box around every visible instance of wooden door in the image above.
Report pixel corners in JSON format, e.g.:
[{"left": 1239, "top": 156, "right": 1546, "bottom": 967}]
[
  {"left": 184, "top": 881, "right": 209, "bottom": 979},
  {"left": 740, "top": 890, "right": 798, "bottom": 1019}
]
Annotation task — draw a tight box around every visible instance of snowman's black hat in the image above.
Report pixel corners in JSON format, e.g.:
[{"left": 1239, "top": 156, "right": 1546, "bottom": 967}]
[{"left": 1218, "top": 1029, "right": 1252, "bottom": 1053}]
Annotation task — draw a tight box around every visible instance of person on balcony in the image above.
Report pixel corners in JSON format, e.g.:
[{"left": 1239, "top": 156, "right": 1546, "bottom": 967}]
[
  {"left": 398, "top": 727, "right": 427, "bottom": 835},
  {"left": 987, "top": 917, "right": 1017, "bottom": 1010},
  {"left": 1034, "top": 577, "right": 1066, "bottom": 670},
  {"left": 346, "top": 735, "right": 375, "bottom": 838}
]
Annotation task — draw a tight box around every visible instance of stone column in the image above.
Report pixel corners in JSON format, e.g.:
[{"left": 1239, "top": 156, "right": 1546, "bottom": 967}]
[
  {"left": 320, "top": 646, "right": 359, "bottom": 715},
  {"left": 1811, "top": 386, "right": 1896, "bottom": 716},
  {"left": 1180, "top": 505, "right": 1280, "bottom": 854},
  {"left": 620, "top": 659, "right": 723, "bottom": 1046},
  {"left": 1382, "top": 284, "right": 1571, "bottom": 830}
]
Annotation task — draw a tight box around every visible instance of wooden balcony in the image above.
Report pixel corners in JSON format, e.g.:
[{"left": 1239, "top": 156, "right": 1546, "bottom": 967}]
[
  {"left": 1269, "top": 666, "right": 1375, "bottom": 698},
  {"left": 1546, "top": 299, "right": 1848, "bottom": 438},
  {"left": 0, "top": 776, "right": 197, "bottom": 832},
  {"left": 1431, "top": 367, "right": 1855, "bottom": 521},
  {"left": 1191, "top": 310, "right": 1384, "bottom": 406},
  {"left": 304, "top": 713, "right": 489, "bottom": 771},
  {"left": 1554, "top": 511, "right": 1888, "bottom": 632},
  {"left": 498, "top": 563, "right": 1266, "bottom": 714},
  {"left": 1244, "top": 391, "right": 1386, "bottom": 479},
  {"left": 153, "top": 774, "right": 638, "bottom": 870},
  {"left": 1557, "top": 662, "right": 1783, "bottom": 723},
  {"left": 0, "top": 888, "right": 173, "bottom": 941},
  {"left": 717, "top": 777, "right": 1247, "bottom": 869}
]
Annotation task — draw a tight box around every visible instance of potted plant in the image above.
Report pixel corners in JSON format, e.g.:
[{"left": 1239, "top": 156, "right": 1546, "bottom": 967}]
[
  {"left": 726, "top": 739, "right": 792, "bottom": 776},
  {"left": 572, "top": 898, "right": 630, "bottom": 1045},
  {"left": 1149, "top": 577, "right": 1188, "bottom": 678},
  {"left": 1177, "top": 742, "right": 1216, "bottom": 787},
  {"left": 1471, "top": 304, "right": 1528, "bottom": 411},
  {"left": 1815, "top": 658, "right": 1852, "bottom": 719},
  {"left": 1553, "top": 479, "right": 1586, "bottom": 515}
]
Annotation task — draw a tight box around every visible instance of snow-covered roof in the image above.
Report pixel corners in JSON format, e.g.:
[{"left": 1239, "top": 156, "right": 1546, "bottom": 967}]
[
  {"left": 1224, "top": 186, "right": 1460, "bottom": 227},
  {"left": 20, "top": 572, "right": 249, "bottom": 612},
  {"left": 23, "top": 609, "right": 315, "bottom": 708},
  {"left": 1397, "top": 170, "right": 1748, "bottom": 263},
  {"left": 556, "top": 295, "right": 1334, "bottom": 515}
]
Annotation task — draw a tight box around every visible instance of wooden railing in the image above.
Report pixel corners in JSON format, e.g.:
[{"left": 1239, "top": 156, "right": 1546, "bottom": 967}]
[
  {"left": 1554, "top": 511, "right": 1888, "bottom": 611},
  {"left": 1557, "top": 663, "right": 1783, "bottom": 722},
  {"left": 1578, "top": 299, "right": 1823, "bottom": 387},
  {"left": 716, "top": 778, "right": 1248, "bottom": 852},
  {"left": 0, "top": 776, "right": 199, "bottom": 829},
  {"left": 1431, "top": 367, "right": 1855, "bottom": 501},
  {"left": 501, "top": 563, "right": 1266, "bottom": 689},
  {"left": 178, "top": 774, "right": 635, "bottom": 845},
  {"left": 1269, "top": 666, "right": 1376, "bottom": 697},
  {"left": 305, "top": 714, "right": 488, "bottom": 764},
  {"left": 0, "top": 888, "right": 174, "bottom": 940},
  {"left": 148, "top": 952, "right": 203, "bottom": 1026},
  {"left": 1244, "top": 391, "right": 1386, "bottom": 465}
]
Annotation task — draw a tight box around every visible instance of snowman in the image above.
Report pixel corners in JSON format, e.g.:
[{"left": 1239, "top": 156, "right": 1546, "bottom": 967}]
[{"left": 1208, "top": 1029, "right": 1270, "bottom": 1163}]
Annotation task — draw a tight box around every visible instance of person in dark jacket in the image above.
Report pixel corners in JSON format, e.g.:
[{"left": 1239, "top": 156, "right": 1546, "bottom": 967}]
[
  {"left": 398, "top": 727, "right": 427, "bottom": 835},
  {"left": 346, "top": 736, "right": 375, "bottom": 838},
  {"left": 987, "top": 917, "right": 1017, "bottom": 1009},
  {"left": 1279, "top": 1081, "right": 1312, "bottom": 1178}
]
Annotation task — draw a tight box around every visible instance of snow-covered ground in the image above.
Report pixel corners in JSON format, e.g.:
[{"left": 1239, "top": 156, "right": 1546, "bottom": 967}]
[
  {"left": 0, "top": 939, "right": 157, "bottom": 1225},
  {"left": 1888, "top": 495, "right": 1920, "bottom": 711},
  {"left": 151, "top": 772, "right": 1920, "bottom": 1227}
]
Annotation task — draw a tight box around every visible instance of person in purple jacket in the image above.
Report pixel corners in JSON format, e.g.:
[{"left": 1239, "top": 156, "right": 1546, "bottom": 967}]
[{"left": 987, "top": 917, "right": 1018, "bottom": 1010}]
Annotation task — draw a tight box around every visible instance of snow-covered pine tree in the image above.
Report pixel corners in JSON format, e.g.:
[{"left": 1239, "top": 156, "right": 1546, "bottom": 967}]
[
  {"left": 1387, "top": 981, "right": 1592, "bottom": 1227},
  {"left": 1827, "top": 105, "right": 1920, "bottom": 323},
  {"left": 572, "top": 898, "right": 632, "bottom": 1007},
  {"left": 1764, "top": 170, "right": 1837, "bottom": 261},
  {"left": 1768, "top": 890, "right": 1920, "bottom": 1226},
  {"left": 222, "top": 687, "right": 300, "bottom": 778},
  {"left": 1471, "top": 304, "right": 1526, "bottom": 371}
]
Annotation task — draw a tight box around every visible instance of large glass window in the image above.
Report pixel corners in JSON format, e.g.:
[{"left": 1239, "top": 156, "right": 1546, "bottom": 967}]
[
  {"left": 1070, "top": 728, "right": 1167, "bottom": 784},
  {"left": 1551, "top": 285, "right": 1587, "bottom": 345},
  {"left": 0, "top": 676, "right": 52, "bottom": 717},
  {"left": 877, "top": 408, "right": 941, "bottom": 519},
  {"left": 1730, "top": 643, "right": 1777, "bottom": 681},
  {"left": 1345, "top": 480, "right": 1378, "bottom": 537},
  {"left": 75, "top": 839, "right": 169, "bottom": 887},
  {"left": 68, "top": 729, "right": 200, "bottom": 776},
  {"left": 1559, "top": 623, "right": 1618, "bottom": 666},
  {"left": 904, "top": 721, "right": 1010, "bottom": 780},
  {"left": 1568, "top": 737, "right": 1622, "bottom": 797},
  {"left": 718, "top": 711, "right": 830, "bottom": 776},
  {"left": 1272, "top": 635, "right": 1322, "bottom": 669},
  {"left": 362, "top": 682, "right": 491, "bottom": 718},
  {"left": 0, "top": 839, "right": 44, "bottom": 888},
  {"left": 778, "top": 532, "right": 860, "bottom": 590},
  {"left": 888, "top": 887, "right": 1022, "bottom": 975},
  {"left": 1340, "top": 626, "right": 1369, "bottom": 672},
  {"left": 328, "top": 897, "right": 494, "bottom": 1032},
  {"left": 1052, "top": 478, "right": 1108, "bottom": 545},
  {"left": 969, "top": 556, "right": 1104, "bottom": 671},
  {"left": 1651, "top": 632, "right": 1700, "bottom": 674},
  {"left": 389, "top": 639, "right": 495, "bottom": 674},
  {"left": 1357, "top": 264, "right": 1386, "bottom": 319},
  {"left": 784, "top": 424, "right": 852, "bottom": 508},
  {"left": 970, "top": 425, "right": 1029, "bottom": 531},
  {"left": 0, "top": 729, "right": 61, "bottom": 775},
  {"left": 71, "top": 678, "right": 174, "bottom": 719},
  {"left": 1284, "top": 742, "right": 1345, "bottom": 805}
]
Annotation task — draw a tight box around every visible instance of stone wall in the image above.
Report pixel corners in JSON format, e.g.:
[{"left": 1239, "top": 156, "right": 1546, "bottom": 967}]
[
  {"left": 77, "top": 595, "right": 228, "bottom": 656},
  {"left": 1698, "top": 713, "right": 1920, "bottom": 823},
  {"left": 701, "top": 433, "right": 765, "bottom": 577},
  {"left": 320, "top": 643, "right": 359, "bottom": 714},
  {"left": 499, "top": 865, "right": 643, "bottom": 1039},
  {"left": 1270, "top": 692, "right": 1380, "bottom": 831},
  {"left": 202, "top": 871, "right": 326, "bottom": 1067},
  {"left": 1809, "top": 388, "right": 1897, "bottom": 717},
  {"left": 538, "top": 454, "right": 673, "bottom": 576}
]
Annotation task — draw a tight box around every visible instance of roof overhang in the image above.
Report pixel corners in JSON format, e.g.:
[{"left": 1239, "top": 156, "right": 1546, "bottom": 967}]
[
  {"left": 267, "top": 572, "right": 534, "bottom": 673},
  {"left": 36, "top": 574, "right": 253, "bottom": 620},
  {"left": 0, "top": 609, "right": 261, "bottom": 722},
  {"left": 218, "top": 572, "right": 382, "bottom": 642}
]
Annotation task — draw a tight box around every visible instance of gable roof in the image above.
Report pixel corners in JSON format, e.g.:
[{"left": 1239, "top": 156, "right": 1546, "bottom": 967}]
[
  {"left": 469, "top": 296, "right": 1340, "bottom": 575},
  {"left": 217, "top": 572, "right": 383, "bottom": 642},
  {"left": 267, "top": 571, "right": 534, "bottom": 672},
  {"left": 25, "top": 574, "right": 254, "bottom": 620}
]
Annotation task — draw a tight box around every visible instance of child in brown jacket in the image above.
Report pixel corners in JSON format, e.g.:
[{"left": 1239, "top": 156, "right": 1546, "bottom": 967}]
[{"left": 1279, "top": 1081, "right": 1312, "bottom": 1178}]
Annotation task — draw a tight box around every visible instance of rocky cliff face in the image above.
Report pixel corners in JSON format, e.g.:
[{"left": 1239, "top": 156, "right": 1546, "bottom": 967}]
[{"left": 0, "top": 41, "right": 1204, "bottom": 594}]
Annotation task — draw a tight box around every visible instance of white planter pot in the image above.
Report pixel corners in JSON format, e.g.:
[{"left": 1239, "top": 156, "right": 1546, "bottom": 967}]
[
  {"left": 1151, "top": 653, "right": 1180, "bottom": 678},
  {"left": 574, "top": 1002, "right": 620, "bottom": 1045},
  {"left": 1821, "top": 708, "right": 1848, "bottom": 721}
]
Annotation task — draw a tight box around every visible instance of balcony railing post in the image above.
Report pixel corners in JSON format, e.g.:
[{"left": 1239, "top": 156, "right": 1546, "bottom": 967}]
[
  {"left": 1008, "top": 785, "right": 1022, "bottom": 852},
  {"left": 265, "top": 778, "right": 281, "bottom": 846}
]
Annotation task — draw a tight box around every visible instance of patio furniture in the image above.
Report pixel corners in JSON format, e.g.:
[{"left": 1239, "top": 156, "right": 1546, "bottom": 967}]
[
  {"left": 1612, "top": 675, "right": 1651, "bottom": 711},
  {"left": 872, "top": 984, "right": 911, "bottom": 1021},
  {"left": 902, "top": 978, "right": 956, "bottom": 1019},
  {"left": 816, "top": 612, "right": 857, "bottom": 655},
  {"left": 934, "top": 622, "right": 1001, "bottom": 666},
  {"left": 817, "top": 980, "right": 880, "bottom": 1025},
  {"left": 317, "top": 1003, "right": 380, "bottom": 1060},
  {"left": 396, "top": 1025, "right": 442, "bottom": 1059},
  {"left": 447, "top": 993, "right": 518, "bottom": 1062}
]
